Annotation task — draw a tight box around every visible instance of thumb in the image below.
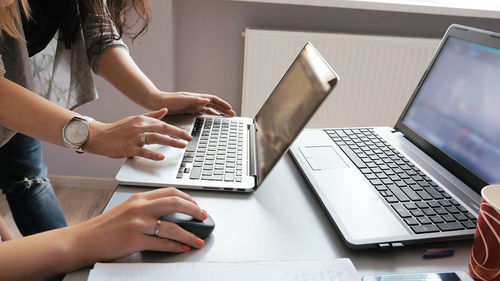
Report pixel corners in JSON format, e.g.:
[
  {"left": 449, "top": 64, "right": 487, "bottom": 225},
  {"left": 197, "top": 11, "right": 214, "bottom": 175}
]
[{"left": 143, "top": 108, "right": 168, "bottom": 119}]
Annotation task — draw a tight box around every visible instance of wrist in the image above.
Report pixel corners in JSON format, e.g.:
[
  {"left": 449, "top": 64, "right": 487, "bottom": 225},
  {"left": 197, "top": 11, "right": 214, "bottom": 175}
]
[
  {"left": 83, "top": 120, "right": 106, "bottom": 155},
  {"left": 144, "top": 89, "right": 168, "bottom": 111},
  {"left": 53, "top": 225, "right": 96, "bottom": 274}
]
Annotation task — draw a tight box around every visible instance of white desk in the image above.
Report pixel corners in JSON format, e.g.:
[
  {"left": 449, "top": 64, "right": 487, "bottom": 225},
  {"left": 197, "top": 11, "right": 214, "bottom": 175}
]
[{"left": 63, "top": 153, "right": 472, "bottom": 280}]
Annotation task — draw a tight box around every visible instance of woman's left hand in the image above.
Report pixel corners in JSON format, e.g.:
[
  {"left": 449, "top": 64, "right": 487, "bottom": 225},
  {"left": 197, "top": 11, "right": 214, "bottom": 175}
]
[{"left": 150, "top": 91, "right": 236, "bottom": 117}]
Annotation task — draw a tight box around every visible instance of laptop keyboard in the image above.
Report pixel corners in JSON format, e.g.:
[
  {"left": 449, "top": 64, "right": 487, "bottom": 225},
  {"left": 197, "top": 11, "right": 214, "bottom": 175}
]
[
  {"left": 326, "top": 128, "right": 477, "bottom": 234},
  {"left": 176, "top": 118, "right": 244, "bottom": 182}
]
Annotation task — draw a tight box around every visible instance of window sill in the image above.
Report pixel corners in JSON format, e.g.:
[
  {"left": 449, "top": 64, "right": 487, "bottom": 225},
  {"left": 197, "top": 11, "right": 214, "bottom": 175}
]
[{"left": 230, "top": 0, "right": 500, "bottom": 19}]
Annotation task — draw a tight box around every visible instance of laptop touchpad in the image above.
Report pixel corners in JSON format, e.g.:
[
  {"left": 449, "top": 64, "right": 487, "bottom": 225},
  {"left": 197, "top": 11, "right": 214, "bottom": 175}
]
[{"left": 301, "top": 146, "right": 348, "bottom": 171}]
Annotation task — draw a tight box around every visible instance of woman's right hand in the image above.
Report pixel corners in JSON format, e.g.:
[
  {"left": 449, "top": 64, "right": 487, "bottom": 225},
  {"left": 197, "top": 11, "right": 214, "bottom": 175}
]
[
  {"left": 84, "top": 108, "right": 192, "bottom": 160},
  {"left": 75, "top": 187, "right": 208, "bottom": 263}
]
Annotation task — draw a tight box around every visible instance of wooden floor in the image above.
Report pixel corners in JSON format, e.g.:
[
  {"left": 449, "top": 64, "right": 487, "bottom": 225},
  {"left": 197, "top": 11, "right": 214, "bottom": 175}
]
[{"left": 0, "top": 176, "right": 116, "bottom": 238}]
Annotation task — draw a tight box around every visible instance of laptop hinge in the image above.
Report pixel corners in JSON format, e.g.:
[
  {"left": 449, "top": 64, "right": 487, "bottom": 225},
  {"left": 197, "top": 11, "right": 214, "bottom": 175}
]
[{"left": 248, "top": 123, "right": 258, "bottom": 178}]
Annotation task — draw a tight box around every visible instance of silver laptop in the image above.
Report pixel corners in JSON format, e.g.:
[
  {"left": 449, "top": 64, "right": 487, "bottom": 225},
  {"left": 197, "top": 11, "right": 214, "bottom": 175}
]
[
  {"left": 116, "top": 42, "right": 339, "bottom": 192},
  {"left": 290, "top": 24, "right": 498, "bottom": 249}
]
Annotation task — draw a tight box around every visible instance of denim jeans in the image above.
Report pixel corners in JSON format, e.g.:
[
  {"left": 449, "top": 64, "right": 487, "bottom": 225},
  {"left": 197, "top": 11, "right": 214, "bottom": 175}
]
[{"left": 0, "top": 133, "right": 67, "bottom": 236}]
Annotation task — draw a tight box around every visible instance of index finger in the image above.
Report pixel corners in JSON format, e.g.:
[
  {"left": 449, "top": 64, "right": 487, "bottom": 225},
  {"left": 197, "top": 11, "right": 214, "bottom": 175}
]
[
  {"left": 140, "top": 187, "right": 194, "bottom": 203},
  {"left": 149, "top": 196, "right": 206, "bottom": 221},
  {"left": 144, "top": 119, "right": 193, "bottom": 141}
]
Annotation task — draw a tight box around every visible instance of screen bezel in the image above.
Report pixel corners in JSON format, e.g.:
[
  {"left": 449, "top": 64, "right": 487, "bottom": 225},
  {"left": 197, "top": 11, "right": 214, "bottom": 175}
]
[
  {"left": 253, "top": 42, "right": 339, "bottom": 187},
  {"left": 395, "top": 24, "right": 500, "bottom": 193}
]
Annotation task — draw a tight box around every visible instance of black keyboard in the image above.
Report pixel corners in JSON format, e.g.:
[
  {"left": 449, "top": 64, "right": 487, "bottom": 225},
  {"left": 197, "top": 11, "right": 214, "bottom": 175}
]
[
  {"left": 326, "top": 128, "right": 477, "bottom": 234},
  {"left": 176, "top": 118, "right": 244, "bottom": 182}
]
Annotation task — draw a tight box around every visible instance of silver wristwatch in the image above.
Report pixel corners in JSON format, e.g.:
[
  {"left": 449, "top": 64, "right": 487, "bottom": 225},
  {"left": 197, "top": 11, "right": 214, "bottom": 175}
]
[{"left": 62, "top": 116, "right": 94, "bottom": 154}]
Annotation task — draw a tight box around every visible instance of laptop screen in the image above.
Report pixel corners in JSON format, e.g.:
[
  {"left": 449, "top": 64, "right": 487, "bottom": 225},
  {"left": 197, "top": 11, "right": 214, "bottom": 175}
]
[
  {"left": 401, "top": 36, "right": 500, "bottom": 184},
  {"left": 254, "top": 43, "right": 338, "bottom": 186}
]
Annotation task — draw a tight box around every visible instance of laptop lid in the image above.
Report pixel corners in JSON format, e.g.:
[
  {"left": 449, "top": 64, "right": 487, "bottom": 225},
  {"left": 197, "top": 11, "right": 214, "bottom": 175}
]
[
  {"left": 396, "top": 24, "right": 500, "bottom": 194},
  {"left": 253, "top": 42, "right": 339, "bottom": 187}
]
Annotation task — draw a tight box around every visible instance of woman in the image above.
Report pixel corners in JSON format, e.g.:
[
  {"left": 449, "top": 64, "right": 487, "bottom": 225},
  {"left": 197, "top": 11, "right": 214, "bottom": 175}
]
[
  {"left": 0, "top": 0, "right": 234, "bottom": 237},
  {"left": 0, "top": 0, "right": 233, "bottom": 279}
]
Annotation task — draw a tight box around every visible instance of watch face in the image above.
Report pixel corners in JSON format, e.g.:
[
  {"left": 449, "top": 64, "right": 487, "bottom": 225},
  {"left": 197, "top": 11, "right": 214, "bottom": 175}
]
[{"left": 64, "top": 119, "right": 89, "bottom": 145}]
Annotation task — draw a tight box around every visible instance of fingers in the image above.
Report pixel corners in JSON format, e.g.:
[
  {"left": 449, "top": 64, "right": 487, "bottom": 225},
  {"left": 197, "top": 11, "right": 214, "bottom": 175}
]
[
  {"left": 145, "top": 133, "right": 187, "bottom": 148},
  {"left": 149, "top": 196, "right": 206, "bottom": 221},
  {"left": 142, "top": 234, "right": 192, "bottom": 253},
  {"left": 156, "top": 221, "right": 205, "bottom": 249},
  {"left": 206, "top": 96, "right": 235, "bottom": 116},
  {"left": 143, "top": 122, "right": 193, "bottom": 142},
  {"left": 134, "top": 147, "right": 165, "bottom": 161},
  {"left": 143, "top": 108, "right": 168, "bottom": 119},
  {"left": 199, "top": 107, "right": 220, "bottom": 116},
  {"left": 139, "top": 187, "right": 194, "bottom": 202}
]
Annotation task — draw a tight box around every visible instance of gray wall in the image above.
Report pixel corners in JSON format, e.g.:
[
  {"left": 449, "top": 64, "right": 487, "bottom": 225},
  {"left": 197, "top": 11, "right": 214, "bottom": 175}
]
[{"left": 44, "top": 0, "right": 500, "bottom": 178}]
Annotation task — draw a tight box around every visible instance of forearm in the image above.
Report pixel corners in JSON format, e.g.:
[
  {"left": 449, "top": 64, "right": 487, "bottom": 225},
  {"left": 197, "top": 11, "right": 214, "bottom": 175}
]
[
  {"left": 0, "top": 77, "right": 77, "bottom": 146},
  {"left": 0, "top": 225, "right": 89, "bottom": 281},
  {"left": 96, "top": 47, "right": 159, "bottom": 110}
]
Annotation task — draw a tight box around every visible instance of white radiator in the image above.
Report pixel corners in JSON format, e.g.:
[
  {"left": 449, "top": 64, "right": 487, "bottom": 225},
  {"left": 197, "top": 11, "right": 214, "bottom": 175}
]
[{"left": 241, "top": 29, "right": 440, "bottom": 127}]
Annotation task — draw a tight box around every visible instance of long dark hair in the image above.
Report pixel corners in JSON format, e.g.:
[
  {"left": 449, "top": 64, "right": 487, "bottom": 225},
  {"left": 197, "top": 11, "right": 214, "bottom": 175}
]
[{"left": 61, "top": 0, "right": 151, "bottom": 53}]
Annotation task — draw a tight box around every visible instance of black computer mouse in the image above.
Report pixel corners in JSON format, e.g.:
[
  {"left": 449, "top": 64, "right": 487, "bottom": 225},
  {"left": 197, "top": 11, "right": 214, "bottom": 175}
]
[{"left": 159, "top": 212, "right": 215, "bottom": 239}]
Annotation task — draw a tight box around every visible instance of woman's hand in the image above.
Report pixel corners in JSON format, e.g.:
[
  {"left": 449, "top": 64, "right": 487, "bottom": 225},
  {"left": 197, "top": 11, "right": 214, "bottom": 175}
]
[
  {"left": 84, "top": 108, "right": 192, "bottom": 160},
  {"left": 75, "top": 187, "right": 208, "bottom": 263},
  {"left": 149, "top": 91, "right": 236, "bottom": 117}
]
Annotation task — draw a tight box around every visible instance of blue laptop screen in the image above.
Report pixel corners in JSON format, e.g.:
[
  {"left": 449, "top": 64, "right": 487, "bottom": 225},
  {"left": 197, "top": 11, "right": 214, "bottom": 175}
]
[{"left": 402, "top": 37, "right": 500, "bottom": 184}]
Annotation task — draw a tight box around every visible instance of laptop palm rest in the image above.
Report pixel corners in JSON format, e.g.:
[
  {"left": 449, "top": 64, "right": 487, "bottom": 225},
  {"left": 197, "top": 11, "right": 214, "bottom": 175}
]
[
  {"left": 294, "top": 131, "right": 408, "bottom": 242},
  {"left": 300, "top": 146, "right": 348, "bottom": 170}
]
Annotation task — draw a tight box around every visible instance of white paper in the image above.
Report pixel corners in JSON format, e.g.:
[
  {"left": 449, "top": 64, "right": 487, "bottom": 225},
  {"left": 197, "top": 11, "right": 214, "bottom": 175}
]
[{"left": 87, "top": 259, "right": 359, "bottom": 281}]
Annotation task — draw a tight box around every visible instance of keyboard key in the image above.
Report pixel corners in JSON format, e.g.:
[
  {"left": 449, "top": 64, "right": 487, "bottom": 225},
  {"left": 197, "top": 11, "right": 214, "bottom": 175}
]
[
  {"left": 428, "top": 201, "right": 441, "bottom": 208},
  {"left": 404, "top": 203, "right": 418, "bottom": 210},
  {"left": 465, "top": 212, "right": 476, "bottom": 220},
  {"left": 462, "top": 221, "right": 477, "bottom": 229},
  {"left": 404, "top": 218, "right": 419, "bottom": 226},
  {"left": 442, "top": 215, "right": 456, "bottom": 222},
  {"left": 416, "top": 190, "right": 432, "bottom": 200},
  {"left": 411, "top": 224, "right": 439, "bottom": 234},
  {"left": 410, "top": 209, "right": 424, "bottom": 217},
  {"left": 385, "top": 196, "right": 398, "bottom": 203},
  {"left": 416, "top": 202, "right": 429, "bottom": 209},
  {"left": 224, "top": 173, "right": 235, "bottom": 182},
  {"left": 387, "top": 185, "right": 410, "bottom": 202},
  {"left": 410, "top": 184, "right": 423, "bottom": 191},
  {"left": 424, "top": 187, "right": 444, "bottom": 200},
  {"left": 417, "top": 217, "right": 432, "bottom": 225},
  {"left": 201, "top": 175, "right": 223, "bottom": 181},
  {"left": 446, "top": 206, "right": 460, "bottom": 214},
  {"left": 437, "top": 222, "right": 464, "bottom": 232},
  {"left": 438, "top": 200, "right": 452, "bottom": 207},
  {"left": 338, "top": 145, "right": 367, "bottom": 168},
  {"left": 430, "top": 216, "right": 444, "bottom": 224},
  {"left": 392, "top": 204, "right": 412, "bottom": 218},
  {"left": 190, "top": 167, "right": 202, "bottom": 179},
  {"left": 435, "top": 207, "right": 448, "bottom": 215},
  {"left": 423, "top": 209, "right": 437, "bottom": 216},
  {"left": 454, "top": 214, "right": 468, "bottom": 221},
  {"left": 176, "top": 173, "right": 183, "bottom": 179}
]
